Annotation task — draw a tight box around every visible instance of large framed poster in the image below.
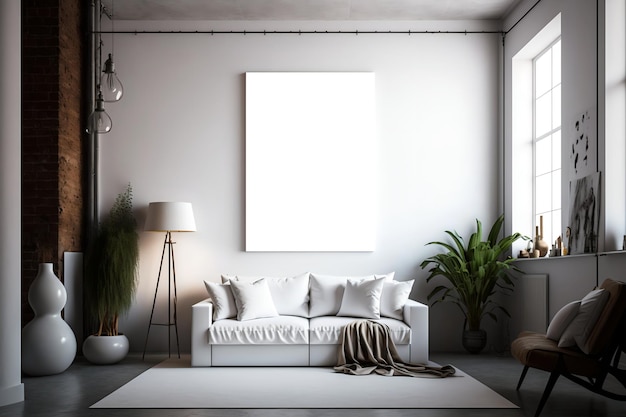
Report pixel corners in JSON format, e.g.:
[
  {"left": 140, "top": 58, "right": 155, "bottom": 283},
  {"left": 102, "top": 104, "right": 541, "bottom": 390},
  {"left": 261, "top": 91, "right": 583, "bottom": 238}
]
[{"left": 245, "top": 72, "right": 376, "bottom": 252}]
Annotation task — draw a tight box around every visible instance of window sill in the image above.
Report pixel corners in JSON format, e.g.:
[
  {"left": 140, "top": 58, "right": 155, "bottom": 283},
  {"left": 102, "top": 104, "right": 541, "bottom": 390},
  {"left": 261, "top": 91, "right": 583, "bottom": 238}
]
[{"left": 514, "top": 250, "right": 626, "bottom": 261}]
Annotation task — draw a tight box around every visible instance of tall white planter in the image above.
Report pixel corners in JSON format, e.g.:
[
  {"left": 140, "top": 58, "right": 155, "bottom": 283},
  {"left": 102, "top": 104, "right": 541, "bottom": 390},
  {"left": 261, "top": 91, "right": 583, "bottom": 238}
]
[{"left": 22, "top": 263, "right": 77, "bottom": 376}]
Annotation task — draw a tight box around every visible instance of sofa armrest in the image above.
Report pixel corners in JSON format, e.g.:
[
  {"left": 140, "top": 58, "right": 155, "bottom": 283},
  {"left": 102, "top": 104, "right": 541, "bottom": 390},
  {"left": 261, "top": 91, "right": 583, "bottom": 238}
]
[
  {"left": 191, "top": 299, "right": 213, "bottom": 366},
  {"left": 403, "top": 299, "right": 429, "bottom": 364}
]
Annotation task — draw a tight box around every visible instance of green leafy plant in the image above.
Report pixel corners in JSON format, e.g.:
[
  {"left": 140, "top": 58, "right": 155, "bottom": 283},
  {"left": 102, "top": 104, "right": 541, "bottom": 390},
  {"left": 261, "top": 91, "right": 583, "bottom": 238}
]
[
  {"left": 85, "top": 184, "right": 139, "bottom": 336},
  {"left": 420, "top": 214, "right": 526, "bottom": 331}
]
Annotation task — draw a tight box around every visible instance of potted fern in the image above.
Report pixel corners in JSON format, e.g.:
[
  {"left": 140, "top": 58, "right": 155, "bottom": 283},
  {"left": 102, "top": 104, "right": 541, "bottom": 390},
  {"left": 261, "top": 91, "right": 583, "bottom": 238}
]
[
  {"left": 83, "top": 184, "right": 139, "bottom": 364},
  {"left": 420, "top": 214, "right": 525, "bottom": 353}
]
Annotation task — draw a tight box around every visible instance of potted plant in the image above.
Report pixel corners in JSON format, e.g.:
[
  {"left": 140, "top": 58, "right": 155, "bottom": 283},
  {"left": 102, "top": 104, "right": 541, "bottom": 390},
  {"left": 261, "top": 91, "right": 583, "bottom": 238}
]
[
  {"left": 83, "top": 184, "right": 139, "bottom": 364},
  {"left": 420, "top": 214, "right": 526, "bottom": 353}
]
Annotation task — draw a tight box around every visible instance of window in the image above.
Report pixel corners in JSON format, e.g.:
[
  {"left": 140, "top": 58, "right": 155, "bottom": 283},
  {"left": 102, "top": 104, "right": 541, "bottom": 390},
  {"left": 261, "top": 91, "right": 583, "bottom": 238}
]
[
  {"left": 533, "top": 39, "right": 561, "bottom": 247},
  {"left": 510, "top": 14, "right": 561, "bottom": 256}
]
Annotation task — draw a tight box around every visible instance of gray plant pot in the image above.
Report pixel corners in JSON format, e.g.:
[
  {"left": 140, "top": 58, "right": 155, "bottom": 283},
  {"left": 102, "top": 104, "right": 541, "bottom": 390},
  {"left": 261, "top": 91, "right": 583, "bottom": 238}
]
[{"left": 462, "top": 329, "right": 487, "bottom": 354}]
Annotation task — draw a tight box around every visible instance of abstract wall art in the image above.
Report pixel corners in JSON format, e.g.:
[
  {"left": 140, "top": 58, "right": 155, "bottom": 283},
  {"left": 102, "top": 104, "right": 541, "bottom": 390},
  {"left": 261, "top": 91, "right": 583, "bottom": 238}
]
[
  {"left": 568, "top": 107, "right": 596, "bottom": 178},
  {"left": 567, "top": 172, "right": 600, "bottom": 254}
]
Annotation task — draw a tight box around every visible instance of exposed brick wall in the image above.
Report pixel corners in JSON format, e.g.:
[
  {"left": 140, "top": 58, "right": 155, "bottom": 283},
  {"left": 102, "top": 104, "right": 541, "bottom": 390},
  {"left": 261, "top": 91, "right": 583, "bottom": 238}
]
[
  {"left": 21, "top": 0, "right": 85, "bottom": 325},
  {"left": 58, "top": 0, "right": 85, "bottom": 257}
]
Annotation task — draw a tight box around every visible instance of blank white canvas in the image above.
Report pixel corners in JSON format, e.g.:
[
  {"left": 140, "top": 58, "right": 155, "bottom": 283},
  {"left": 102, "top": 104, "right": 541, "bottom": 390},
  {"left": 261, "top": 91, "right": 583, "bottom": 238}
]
[{"left": 245, "top": 72, "right": 376, "bottom": 252}]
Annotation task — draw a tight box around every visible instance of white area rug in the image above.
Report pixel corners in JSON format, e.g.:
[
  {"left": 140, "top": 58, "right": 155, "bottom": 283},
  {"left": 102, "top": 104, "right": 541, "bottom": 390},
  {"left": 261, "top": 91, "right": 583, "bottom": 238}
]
[{"left": 91, "top": 356, "right": 517, "bottom": 409}]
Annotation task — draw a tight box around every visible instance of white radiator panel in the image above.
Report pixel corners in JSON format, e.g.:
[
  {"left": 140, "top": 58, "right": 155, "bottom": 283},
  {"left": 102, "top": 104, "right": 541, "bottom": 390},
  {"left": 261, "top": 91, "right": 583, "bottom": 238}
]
[
  {"left": 510, "top": 274, "right": 549, "bottom": 337},
  {"left": 64, "top": 252, "right": 83, "bottom": 344}
]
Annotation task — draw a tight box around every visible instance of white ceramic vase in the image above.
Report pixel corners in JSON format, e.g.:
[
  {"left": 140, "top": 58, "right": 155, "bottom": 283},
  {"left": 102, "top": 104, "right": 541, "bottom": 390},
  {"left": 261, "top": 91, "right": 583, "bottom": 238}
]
[
  {"left": 83, "top": 334, "right": 129, "bottom": 365},
  {"left": 22, "top": 263, "right": 77, "bottom": 376}
]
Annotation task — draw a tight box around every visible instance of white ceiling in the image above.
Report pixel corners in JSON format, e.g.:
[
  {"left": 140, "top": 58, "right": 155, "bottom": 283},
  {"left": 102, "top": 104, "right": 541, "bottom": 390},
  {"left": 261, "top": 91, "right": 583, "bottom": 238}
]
[{"left": 102, "top": 0, "right": 524, "bottom": 21}]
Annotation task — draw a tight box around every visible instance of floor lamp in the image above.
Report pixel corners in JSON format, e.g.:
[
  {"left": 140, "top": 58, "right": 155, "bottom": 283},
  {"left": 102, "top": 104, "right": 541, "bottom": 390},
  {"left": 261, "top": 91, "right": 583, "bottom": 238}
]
[{"left": 143, "top": 202, "right": 196, "bottom": 359}]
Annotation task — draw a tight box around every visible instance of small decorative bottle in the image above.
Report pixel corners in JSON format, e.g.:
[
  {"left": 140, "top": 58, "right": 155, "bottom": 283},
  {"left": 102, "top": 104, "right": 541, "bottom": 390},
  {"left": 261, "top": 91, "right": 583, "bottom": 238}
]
[{"left": 535, "top": 216, "right": 549, "bottom": 257}]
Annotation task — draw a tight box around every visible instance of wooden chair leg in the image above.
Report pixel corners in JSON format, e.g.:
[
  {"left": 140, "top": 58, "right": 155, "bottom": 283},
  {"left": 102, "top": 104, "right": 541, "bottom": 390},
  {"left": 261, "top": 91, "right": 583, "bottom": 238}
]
[
  {"left": 516, "top": 365, "right": 529, "bottom": 390},
  {"left": 534, "top": 370, "right": 560, "bottom": 417}
]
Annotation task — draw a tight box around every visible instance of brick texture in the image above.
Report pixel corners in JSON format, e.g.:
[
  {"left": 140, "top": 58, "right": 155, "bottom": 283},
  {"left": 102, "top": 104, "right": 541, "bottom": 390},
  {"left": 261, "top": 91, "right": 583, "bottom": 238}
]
[{"left": 21, "top": 0, "right": 85, "bottom": 325}]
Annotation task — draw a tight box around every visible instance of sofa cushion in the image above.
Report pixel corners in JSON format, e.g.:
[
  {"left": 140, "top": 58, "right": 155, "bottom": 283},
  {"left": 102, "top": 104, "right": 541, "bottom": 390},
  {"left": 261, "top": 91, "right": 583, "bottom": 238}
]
[
  {"left": 380, "top": 279, "right": 414, "bottom": 320},
  {"left": 264, "top": 274, "right": 310, "bottom": 317},
  {"left": 222, "top": 273, "right": 310, "bottom": 283},
  {"left": 230, "top": 278, "right": 279, "bottom": 321},
  {"left": 309, "top": 316, "right": 411, "bottom": 345},
  {"left": 203, "top": 281, "right": 237, "bottom": 320},
  {"left": 308, "top": 273, "right": 394, "bottom": 317},
  {"left": 222, "top": 273, "right": 310, "bottom": 317},
  {"left": 337, "top": 277, "right": 385, "bottom": 319},
  {"left": 309, "top": 274, "right": 351, "bottom": 317},
  {"left": 209, "top": 316, "right": 309, "bottom": 345}
]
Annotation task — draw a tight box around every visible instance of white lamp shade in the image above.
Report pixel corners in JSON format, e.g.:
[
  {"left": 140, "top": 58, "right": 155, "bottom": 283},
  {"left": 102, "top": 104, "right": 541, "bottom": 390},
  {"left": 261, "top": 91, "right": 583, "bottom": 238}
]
[{"left": 145, "top": 202, "right": 197, "bottom": 232}]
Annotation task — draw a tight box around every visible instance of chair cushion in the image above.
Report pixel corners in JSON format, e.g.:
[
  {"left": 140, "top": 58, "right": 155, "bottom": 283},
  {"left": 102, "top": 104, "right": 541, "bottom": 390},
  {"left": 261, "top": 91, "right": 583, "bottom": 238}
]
[
  {"left": 511, "top": 331, "right": 602, "bottom": 378},
  {"left": 546, "top": 300, "right": 581, "bottom": 341},
  {"left": 558, "top": 288, "right": 609, "bottom": 349},
  {"left": 510, "top": 279, "right": 626, "bottom": 383},
  {"left": 584, "top": 279, "right": 626, "bottom": 355}
]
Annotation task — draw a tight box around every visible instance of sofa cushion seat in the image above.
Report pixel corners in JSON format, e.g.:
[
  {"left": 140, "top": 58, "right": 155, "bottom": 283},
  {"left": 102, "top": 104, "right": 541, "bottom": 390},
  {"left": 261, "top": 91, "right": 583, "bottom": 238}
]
[
  {"left": 309, "top": 316, "right": 411, "bottom": 345},
  {"left": 209, "top": 316, "right": 309, "bottom": 345}
]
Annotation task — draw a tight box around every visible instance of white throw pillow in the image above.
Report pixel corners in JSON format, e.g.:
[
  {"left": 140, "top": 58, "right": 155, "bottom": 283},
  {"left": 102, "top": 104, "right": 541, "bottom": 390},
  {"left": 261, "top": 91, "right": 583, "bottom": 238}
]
[
  {"left": 353, "top": 272, "right": 395, "bottom": 281},
  {"left": 310, "top": 272, "right": 394, "bottom": 283},
  {"left": 337, "top": 277, "right": 386, "bottom": 319},
  {"left": 221, "top": 273, "right": 310, "bottom": 317},
  {"left": 546, "top": 300, "right": 581, "bottom": 341},
  {"left": 380, "top": 279, "right": 414, "bottom": 320},
  {"left": 309, "top": 275, "right": 352, "bottom": 317},
  {"left": 222, "top": 274, "right": 282, "bottom": 283},
  {"left": 308, "top": 273, "right": 394, "bottom": 317},
  {"left": 265, "top": 274, "right": 310, "bottom": 317},
  {"left": 574, "top": 289, "right": 611, "bottom": 353},
  {"left": 374, "top": 272, "right": 395, "bottom": 282},
  {"left": 229, "top": 278, "right": 279, "bottom": 321},
  {"left": 558, "top": 289, "right": 609, "bottom": 349},
  {"left": 221, "top": 274, "right": 236, "bottom": 284},
  {"left": 203, "top": 281, "right": 237, "bottom": 320}
]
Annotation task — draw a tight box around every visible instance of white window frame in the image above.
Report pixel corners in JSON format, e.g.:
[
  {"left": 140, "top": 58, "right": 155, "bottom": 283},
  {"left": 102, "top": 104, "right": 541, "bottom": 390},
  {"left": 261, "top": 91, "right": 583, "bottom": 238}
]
[
  {"left": 510, "top": 13, "right": 561, "bottom": 256},
  {"left": 532, "top": 38, "right": 561, "bottom": 248}
]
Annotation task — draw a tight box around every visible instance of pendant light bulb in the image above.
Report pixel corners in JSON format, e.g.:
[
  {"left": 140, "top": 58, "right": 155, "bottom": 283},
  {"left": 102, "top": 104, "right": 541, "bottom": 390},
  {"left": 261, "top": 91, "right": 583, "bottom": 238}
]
[
  {"left": 86, "top": 90, "right": 113, "bottom": 134},
  {"left": 101, "top": 53, "right": 124, "bottom": 102}
]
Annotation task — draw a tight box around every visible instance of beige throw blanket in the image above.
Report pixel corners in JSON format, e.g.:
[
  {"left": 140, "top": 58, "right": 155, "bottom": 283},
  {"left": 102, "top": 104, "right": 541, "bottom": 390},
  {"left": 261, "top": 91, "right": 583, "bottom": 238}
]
[{"left": 334, "top": 319, "right": 456, "bottom": 377}]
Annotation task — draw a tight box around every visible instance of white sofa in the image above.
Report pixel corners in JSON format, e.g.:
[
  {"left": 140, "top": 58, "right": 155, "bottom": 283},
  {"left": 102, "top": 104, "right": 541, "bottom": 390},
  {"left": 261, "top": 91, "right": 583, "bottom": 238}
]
[{"left": 191, "top": 272, "right": 429, "bottom": 367}]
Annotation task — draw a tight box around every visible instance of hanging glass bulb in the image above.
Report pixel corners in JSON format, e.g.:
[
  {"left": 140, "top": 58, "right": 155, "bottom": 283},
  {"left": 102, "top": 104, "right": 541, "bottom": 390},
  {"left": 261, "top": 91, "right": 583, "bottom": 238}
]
[
  {"left": 86, "top": 90, "right": 112, "bottom": 134},
  {"left": 101, "top": 53, "right": 124, "bottom": 102}
]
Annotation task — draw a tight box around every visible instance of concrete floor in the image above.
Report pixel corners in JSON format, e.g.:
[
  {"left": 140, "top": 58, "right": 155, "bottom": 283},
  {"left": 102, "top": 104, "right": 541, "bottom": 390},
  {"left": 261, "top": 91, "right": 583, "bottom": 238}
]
[{"left": 1, "top": 352, "right": 625, "bottom": 417}]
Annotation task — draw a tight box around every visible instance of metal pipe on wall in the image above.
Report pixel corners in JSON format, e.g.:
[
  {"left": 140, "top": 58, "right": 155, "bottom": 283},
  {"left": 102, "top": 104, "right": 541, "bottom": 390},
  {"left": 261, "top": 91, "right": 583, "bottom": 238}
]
[
  {"left": 86, "top": 0, "right": 101, "bottom": 242},
  {"left": 0, "top": 0, "right": 25, "bottom": 406}
]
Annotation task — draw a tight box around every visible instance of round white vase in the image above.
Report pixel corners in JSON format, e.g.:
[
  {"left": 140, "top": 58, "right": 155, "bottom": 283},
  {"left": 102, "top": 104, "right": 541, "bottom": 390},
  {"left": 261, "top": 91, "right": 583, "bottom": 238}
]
[
  {"left": 22, "top": 263, "right": 77, "bottom": 376},
  {"left": 83, "top": 334, "right": 129, "bottom": 365}
]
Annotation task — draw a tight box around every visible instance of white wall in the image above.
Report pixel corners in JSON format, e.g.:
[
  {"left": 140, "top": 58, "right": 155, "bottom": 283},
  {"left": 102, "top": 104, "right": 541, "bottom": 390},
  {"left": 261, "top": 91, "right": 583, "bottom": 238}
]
[
  {"left": 504, "top": 0, "right": 626, "bottom": 342},
  {"left": 504, "top": 0, "right": 598, "bottom": 256},
  {"left": 599, "top": 0, "right": 626, "bottom": 251},
  {"left": 98, "top": 19, "right": 502, "bottom": 353},
  {"left": 0, "top": 0, "right": 24, "bottom": 407}
]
